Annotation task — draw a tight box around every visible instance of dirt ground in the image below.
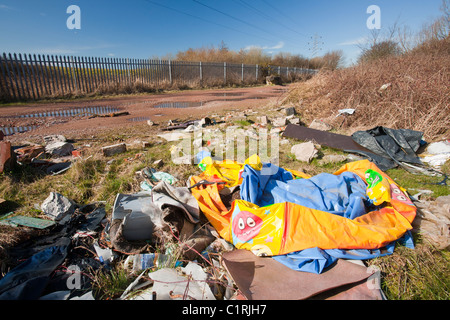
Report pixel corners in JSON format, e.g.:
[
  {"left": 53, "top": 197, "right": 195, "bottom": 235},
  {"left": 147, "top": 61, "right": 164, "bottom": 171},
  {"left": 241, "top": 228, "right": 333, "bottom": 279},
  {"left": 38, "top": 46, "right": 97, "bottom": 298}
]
[{"left": 0, "top": 84, "right": 291, "bottom": 142}]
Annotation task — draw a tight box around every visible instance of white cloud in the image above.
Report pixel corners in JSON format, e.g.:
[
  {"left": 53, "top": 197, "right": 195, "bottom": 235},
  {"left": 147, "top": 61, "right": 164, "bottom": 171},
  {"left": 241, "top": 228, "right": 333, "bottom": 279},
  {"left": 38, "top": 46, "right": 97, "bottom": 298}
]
[
  {"left": 244, "top": 41, "right": 285, "bottom": 51},
  {"left": 268, "top": 41, "right": 285, "bottom": 50},
  {"left": 338, "top": 36, "right": 369, "bottom": 46}
]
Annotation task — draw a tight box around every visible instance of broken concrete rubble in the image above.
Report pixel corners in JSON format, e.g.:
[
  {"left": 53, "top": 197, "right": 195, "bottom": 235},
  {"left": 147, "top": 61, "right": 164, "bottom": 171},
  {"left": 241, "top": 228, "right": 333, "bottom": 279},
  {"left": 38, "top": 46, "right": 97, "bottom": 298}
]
[
  {"left": 102, "top": 143, "right": 127, "bottom": 157},
  {"left": 309, "top": 119, "right": 332, "bottom": 131},
  {"left": 43, "top": 135, "right": 67, "bottom": 145},
  {"left": 45, "top": 141, "right": 75, "bottom": 157},
  {"left": 41, "top": 192, "right": 76, "bottom": 222},
  {"left": 272, "top": 117, "right": 287, "bottom": 127},
  {"left": 257, "top": 115, "right": 268, "bottom": 125},
  {"left": 318, "top": 154, "right": 347, "bottom": 165},
  {"left": 285, "top": 106, "right": 296, "bottom": 116},
  {"left": 291, "top": 141, "right": 318, "bottom": 163}
]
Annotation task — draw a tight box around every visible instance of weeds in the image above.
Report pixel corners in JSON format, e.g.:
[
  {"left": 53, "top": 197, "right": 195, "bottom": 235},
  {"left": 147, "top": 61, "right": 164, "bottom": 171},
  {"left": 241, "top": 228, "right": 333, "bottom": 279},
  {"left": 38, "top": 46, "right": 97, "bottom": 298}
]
[
  {"left": 91, "top": 265, "right": 134, "bottom": 300},
  {"left": 367, "top": 242, "right": 450, "bottom": 300}
]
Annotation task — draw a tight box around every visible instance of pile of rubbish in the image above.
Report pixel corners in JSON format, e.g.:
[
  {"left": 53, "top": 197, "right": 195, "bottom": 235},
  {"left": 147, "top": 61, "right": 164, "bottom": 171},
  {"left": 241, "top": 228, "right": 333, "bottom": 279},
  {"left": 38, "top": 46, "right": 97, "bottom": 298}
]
[{"left": 0, "top": 115, "right": 449, "bottom": 301}]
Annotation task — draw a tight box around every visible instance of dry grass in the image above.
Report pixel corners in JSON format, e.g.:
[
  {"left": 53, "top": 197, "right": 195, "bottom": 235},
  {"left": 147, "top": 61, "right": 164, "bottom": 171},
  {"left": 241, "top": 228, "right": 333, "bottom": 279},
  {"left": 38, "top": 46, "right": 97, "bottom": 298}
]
[{"left": 283, "top": 37, "right": 450, "bottom": 141}]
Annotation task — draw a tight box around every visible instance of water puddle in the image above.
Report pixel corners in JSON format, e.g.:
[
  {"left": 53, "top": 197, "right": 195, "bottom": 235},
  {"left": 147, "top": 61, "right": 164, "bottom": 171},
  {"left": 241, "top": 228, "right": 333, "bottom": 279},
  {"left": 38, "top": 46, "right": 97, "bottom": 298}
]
[
  {"left": 153, "top": 102, "right": 205, "bottom": 108},
  {"left": 2, "top": 106, "right": 121, "bottom": 119},
  {"left": 127, "top": 116, "right": 151, "bottom": 122},
  {"left": 152, "top": 96, "right": 268, "bottom": 109},
  {"left": 209, "top": 92, "right": 245, "bottom": 97},
  {"left": 0, "top": 106, "right": 121, "bottom": 136},
  {"left": 1, "top": 125, "right": 39, "bottom": 136}
]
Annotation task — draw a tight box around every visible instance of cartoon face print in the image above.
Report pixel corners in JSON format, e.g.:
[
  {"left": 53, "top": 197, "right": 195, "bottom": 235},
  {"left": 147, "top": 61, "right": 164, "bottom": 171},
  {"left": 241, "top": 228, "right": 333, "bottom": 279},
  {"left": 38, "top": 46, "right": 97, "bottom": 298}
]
[
  {"left": 232, "top": 210, "right": 263, "bottom": 242},
  {"left": 390, "top": 183, "right": 413, "bottom": 205}
]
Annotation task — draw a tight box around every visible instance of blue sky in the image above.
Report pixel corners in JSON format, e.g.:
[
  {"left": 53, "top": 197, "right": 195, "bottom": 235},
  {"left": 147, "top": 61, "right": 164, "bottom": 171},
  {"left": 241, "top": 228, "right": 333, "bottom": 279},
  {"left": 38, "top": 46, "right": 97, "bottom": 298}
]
[{"left": 0, "top": 0, "right": 444, "bottom": 65}]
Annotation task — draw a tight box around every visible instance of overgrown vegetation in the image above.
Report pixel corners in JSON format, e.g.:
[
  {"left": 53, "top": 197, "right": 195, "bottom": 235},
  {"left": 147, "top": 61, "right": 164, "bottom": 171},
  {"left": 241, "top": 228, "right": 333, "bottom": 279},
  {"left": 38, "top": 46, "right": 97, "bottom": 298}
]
[
  {"left": 170, "top": 40, "right": 344, "bottom": 71},
  {"left": 282, "top": 8, "right": 450, "bottom": 141}
]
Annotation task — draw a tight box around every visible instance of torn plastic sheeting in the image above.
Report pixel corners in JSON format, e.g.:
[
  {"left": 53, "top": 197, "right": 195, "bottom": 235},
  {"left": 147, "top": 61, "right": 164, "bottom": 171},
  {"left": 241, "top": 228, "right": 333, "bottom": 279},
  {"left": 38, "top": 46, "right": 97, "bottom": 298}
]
[
  {"left": 151, "top": 180, "right": 200, "bottom": 224},
  {"left": 0, "top": 240, "right": 70, "bottom": 300},
  {"left": 425, "top": 140, "right": 450, "bottom": 154},
  {"left": 351, "top": 126, "right": 424, "bottom": 170},
  {"left": 112, "top": 192, "right": 164, "bottom": 241}
]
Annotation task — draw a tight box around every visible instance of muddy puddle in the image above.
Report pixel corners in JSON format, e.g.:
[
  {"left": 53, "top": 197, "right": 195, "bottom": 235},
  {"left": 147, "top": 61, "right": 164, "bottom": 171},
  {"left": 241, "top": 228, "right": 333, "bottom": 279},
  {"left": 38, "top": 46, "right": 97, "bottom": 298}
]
[
  {"left": 1, "top": 106, "right": 121, "bottom": 136},
  {"left": 152, "top": 96, "right": 268, "bottom": 109},
  {"left": 127, "top": 116, "right": 151, "bottom": 122},
  {"left": 3, "top": 106, "right": 121, "bottom": 119}
]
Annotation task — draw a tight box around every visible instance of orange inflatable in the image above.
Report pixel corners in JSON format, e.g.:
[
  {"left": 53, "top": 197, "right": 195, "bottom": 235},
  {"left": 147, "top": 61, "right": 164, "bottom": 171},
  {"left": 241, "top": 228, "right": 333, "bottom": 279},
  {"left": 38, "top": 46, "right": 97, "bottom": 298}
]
[{"left": 190, "top": 158, "right": 416, "bottom": 256}]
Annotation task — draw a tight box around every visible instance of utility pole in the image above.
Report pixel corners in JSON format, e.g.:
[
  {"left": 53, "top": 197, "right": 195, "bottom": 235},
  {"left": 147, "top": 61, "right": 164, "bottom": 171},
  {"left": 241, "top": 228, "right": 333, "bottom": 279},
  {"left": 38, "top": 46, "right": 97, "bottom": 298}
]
[
  {"left": 307, "top": 33, "right": 324, "bottom": 70},
  {"left": 308, "top": 33, "right": 324, "bottom": 58}
]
